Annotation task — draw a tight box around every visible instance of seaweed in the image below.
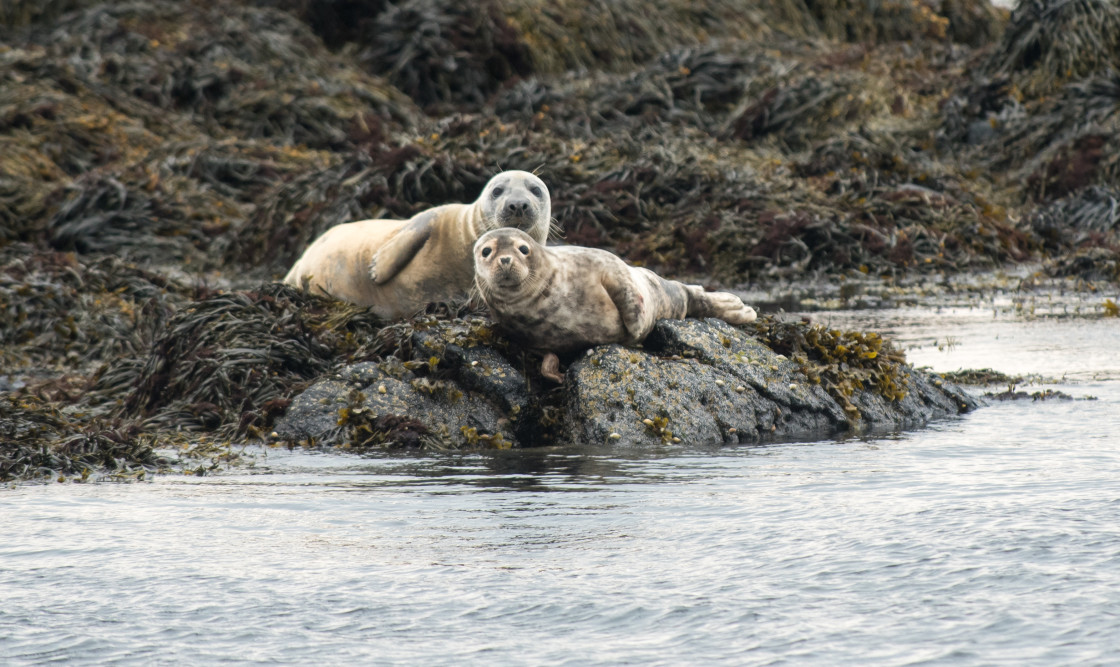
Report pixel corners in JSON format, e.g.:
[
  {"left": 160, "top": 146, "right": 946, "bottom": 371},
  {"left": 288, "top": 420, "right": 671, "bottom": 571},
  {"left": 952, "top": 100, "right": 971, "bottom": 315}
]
[
  {"left": 985, "top": 0, "right": 1120, "bottom": 97},
  {"left": 120, "top": 283, "right": 387, "bottom": 437},
  {"left": 987, "top": 70, "right": 1120, "bottom": 201},
  {"left": 0, "top": 244, "right": 195, "bottom": 373},
  {"left": 25, "top": 1, "right": 417, "bottom": 145},
  {"left": 333, "top": 396, "right": 435, "bottom": 450},
  {"left": 0, "top": 396, "right": 162, "bottom": 482},
  {"left": 750, "top": 315, "right": 909, "bottom": 419},
  {"left": 357, "top": 0, "right": 532, "bottom": 111},
  {"left": 728, "top": 70, "right": 887, "bottom": 152},
  {"left": 1045, "top": 247, "right": 1120, "bottom": 282},
  {"left": 1027, "top": 186, "right": 1120, "bottom": 251},
  {"left": 939, "top": 368, "right": 1022, "bottom": 386},
  {"left": 0, "top": 0, "right": 96, "bottom": 29}
]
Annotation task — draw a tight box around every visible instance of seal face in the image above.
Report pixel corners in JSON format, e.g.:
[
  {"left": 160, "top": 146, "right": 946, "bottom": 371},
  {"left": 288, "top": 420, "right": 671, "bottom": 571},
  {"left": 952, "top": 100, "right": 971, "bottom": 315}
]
[
  {"left": 477, "top": 170, "right": 553, "bottom": 238},
  {"left": 474, "top": 228, "right": 757, "bottom": 382},
  {"left": 282, "top": 170, "right": 552, "bottom": 320}
]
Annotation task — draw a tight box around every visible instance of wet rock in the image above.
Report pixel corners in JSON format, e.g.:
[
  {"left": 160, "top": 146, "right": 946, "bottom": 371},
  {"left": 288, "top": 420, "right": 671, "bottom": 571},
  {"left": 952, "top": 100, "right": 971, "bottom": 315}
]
[
  {"left": 277, "top": 318, "right": 978, "bottom": 449},
  {"left": 275, "top": 320, "right": 527, "bottom": 448},
  {"left": 565, "top": 319, "right": 975, "bottom": 447},
  {"left": 985, "top": 388, "right": 1080, "bottom": 402}
]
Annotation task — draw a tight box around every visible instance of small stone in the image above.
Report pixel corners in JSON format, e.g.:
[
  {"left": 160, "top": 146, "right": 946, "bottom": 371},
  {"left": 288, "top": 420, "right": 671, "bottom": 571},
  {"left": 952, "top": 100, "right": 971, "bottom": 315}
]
[
  {"left": 609, "top": 433, "right": 621, "bottom": 440},
  {"left": 378, "top": 384, "right": 387, "bottom": 394},
  {"left": 715, "top": 379, "right": 725, "bottom": 386},
  {"left": 735, "top": 385, "right": 745, "bottom": 393}
]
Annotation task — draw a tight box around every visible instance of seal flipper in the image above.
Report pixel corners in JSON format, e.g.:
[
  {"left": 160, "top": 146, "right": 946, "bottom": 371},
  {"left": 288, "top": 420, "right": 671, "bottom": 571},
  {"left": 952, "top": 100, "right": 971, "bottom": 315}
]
[
  {"left": 602, "top": 271, "right": 649, "bottom": 342},
  {"left": 684, "top": 285, "right": 757, "bottom": 324},
  {"left": 369, "top": 210, "right": 436, "bottom": 285},
  {"left": 540, "top": 352, "right": 564, "bottom": 384}
]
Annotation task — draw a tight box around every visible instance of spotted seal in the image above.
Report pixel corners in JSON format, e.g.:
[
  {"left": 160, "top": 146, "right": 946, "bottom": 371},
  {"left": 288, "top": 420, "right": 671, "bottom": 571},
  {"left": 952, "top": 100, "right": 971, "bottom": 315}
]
[
  {"left": 283, "top": 170, "right": 553, "bottom": 320},
  {"left": 474, "top": 228, "right": 757, "bottom": 382}
]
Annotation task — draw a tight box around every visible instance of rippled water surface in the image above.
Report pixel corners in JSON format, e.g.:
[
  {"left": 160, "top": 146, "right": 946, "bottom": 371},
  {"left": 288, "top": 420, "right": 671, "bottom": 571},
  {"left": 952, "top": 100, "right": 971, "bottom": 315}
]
[{"left": 4, "top": 304, "right": 1120, "bottom": 665}]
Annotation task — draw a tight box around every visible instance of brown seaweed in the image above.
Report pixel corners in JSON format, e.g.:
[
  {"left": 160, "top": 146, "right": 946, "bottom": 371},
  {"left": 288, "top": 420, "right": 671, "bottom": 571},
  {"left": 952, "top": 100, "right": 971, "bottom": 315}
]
[
  {"left": 986, "top": 0, "right": 1120, "bottom": 96},
  {"left": 0, "top": 395, "right": 163, "bottom": 482},
  {"left": 119, "top": 283, "right": 388, "bottom": 437},
  {"left": 0, "top": 0, "right": 1115, "bottom": 480}
]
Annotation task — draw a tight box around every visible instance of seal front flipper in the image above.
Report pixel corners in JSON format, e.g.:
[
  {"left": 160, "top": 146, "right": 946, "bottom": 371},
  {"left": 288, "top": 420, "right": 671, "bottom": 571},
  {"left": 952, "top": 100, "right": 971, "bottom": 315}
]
[
  {"left": 369, "top": 211, "right": 436, "bottom": 285},
  {"left": 540, "top": 352, "right": 564, "bottom": 384},
  {"left": 601, "top": 271, "right": 649, "bottom": 342}
]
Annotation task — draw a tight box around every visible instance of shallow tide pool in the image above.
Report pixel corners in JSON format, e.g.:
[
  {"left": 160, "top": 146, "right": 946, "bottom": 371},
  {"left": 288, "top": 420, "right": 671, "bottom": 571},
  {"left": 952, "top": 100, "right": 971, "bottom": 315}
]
[{"left": 3, "top": 303, "right": 1119, "bottom": 666}]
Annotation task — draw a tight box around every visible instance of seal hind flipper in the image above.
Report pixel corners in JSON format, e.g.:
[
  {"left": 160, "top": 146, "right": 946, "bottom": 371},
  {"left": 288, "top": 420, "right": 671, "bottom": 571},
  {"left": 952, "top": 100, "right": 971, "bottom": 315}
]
[
  {"left": 369, "top": 211, "right": 436, "bottom": 285},
  {"left": 684, "top": 285, "right": 757, "bottom": 324}
]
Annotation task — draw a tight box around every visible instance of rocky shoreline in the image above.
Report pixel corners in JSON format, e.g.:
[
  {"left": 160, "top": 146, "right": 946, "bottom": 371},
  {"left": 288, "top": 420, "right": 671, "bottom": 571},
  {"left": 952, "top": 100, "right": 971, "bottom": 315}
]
[
  {"left": 276, "top": 316, "right": 977, "bottom": 450},
  {"left": 3, "top": 0, "right": 1119, "bottom": 480}
]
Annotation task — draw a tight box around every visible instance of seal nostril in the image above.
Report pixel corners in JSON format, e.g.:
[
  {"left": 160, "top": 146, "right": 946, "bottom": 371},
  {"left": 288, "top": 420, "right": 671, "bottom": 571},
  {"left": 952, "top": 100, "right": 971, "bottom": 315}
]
[{"left": 500, "top": 256, "right": 511, "bottom": 266}]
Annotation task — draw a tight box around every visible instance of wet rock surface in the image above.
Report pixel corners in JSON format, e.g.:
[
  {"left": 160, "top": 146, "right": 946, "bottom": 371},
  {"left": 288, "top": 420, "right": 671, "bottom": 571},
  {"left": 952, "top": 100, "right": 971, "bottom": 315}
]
[
  {"left": 277, "top": 320, "right": 528, "bottom": 449},
  {"left": 276, "top": 318, "right": 977, "bottom": 448}
]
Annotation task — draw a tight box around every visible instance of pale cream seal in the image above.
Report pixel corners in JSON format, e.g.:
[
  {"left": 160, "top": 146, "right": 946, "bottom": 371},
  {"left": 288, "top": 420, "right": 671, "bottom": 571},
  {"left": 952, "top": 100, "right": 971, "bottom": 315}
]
[{"left": 284, "top": 170, "right": 552, "bottom": 319}]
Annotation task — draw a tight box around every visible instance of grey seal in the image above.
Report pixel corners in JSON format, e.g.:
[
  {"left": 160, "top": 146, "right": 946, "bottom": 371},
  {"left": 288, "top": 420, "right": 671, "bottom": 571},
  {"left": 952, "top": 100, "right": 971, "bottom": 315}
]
[{"left": 474, "top": 228, "right": 757, "bottom": 382}]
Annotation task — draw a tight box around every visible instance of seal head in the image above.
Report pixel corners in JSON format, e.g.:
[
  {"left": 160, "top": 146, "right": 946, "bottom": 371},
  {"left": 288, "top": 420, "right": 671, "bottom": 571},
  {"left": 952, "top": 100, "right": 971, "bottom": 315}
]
[
  {"left": 474, "top": 228, "right": 546, "bottom": 295},
  {"left": 476, "top": 170, "right": 552, "bottom": 240}
]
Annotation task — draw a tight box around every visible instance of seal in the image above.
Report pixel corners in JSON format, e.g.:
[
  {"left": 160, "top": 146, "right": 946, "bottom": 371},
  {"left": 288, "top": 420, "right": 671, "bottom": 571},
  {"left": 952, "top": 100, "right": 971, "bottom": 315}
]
[
  {"left": 474, "top": 228, "right": 758, "bottom": 382},
  {"left": 283, "top": 170, "right": 553, "bottom": 319}
]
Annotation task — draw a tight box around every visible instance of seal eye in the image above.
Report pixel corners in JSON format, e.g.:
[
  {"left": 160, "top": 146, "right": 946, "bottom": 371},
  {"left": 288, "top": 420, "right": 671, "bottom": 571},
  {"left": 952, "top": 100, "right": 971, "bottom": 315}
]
[
  {"left": 481, "top": 247, "right": 492, "bottom": 258},
  {"left": 518, "top": 245, "right": 530, "bottom": 255},
  {"left": 491, "top": 186, "right": 504, "bottom": 198},
  {"left": 529, "top": 186, "right": 542, "bottom": 198}
]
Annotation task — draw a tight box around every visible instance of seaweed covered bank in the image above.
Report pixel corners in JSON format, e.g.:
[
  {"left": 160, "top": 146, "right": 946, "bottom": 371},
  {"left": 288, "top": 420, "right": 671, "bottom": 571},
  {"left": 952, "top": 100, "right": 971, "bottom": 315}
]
[{"left": 3, "top": 0, "right": 1118, "bottom": 480}]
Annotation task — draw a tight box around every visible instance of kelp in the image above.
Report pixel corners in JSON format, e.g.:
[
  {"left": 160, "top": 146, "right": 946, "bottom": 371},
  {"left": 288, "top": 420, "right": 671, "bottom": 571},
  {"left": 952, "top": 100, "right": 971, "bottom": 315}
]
[
  {"left": 985, "top": 0, "right": 1120, "bottom": 97},
  {"left": 261, "top": 0, "right": 1000, "bottom": 113},
  {"left": 0, "top": 243, "right": 195, "bottom": 371},
  {"left": 24, "top": 1, "right": 417, "bottom": 145},
  {"left": 750, "top": 315, "right": 909, "bottom": 419},
  {"left": 119, "top": 283, "right": 389, "bottom": 437},
  {"left": 727, "top": 70, "right": 887, "bottom": 151},
  {"left": 1045, "top": 247, "right": 1120, "bottom": 282},
  {"left": 984, "top": 70, "right": 1120, "bottom": 201},
  {"left": 0, "top": 0, "right": 95, "bottom": 29},
  {"left": 357, "top": 0, "right": 532, "bottom": 111},
  {"left": 939, "top": 368, "right": 1022, "bottom": 386},
  {"left": 1027, "top": 186, "right": 1120, "bottom": 251},
  {"left": 0, "top": 396, "right": 162, "bottom": 482}
]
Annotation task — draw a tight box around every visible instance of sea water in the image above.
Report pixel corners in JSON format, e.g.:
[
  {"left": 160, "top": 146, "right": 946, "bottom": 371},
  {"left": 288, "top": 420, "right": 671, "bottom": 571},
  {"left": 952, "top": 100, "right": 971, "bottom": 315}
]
[{"left": 3, "top": 299, "right": 1119, "bottom": 666}]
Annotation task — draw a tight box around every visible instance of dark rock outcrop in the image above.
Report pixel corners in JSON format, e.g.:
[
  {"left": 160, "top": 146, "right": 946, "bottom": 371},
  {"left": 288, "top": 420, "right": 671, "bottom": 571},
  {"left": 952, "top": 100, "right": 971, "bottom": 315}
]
[
  {"left": 276, "top": 319, "right": 530, "bottom": 449},
  {"left": 275, "top": 317, "right": 978, "bottom": 449}
]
